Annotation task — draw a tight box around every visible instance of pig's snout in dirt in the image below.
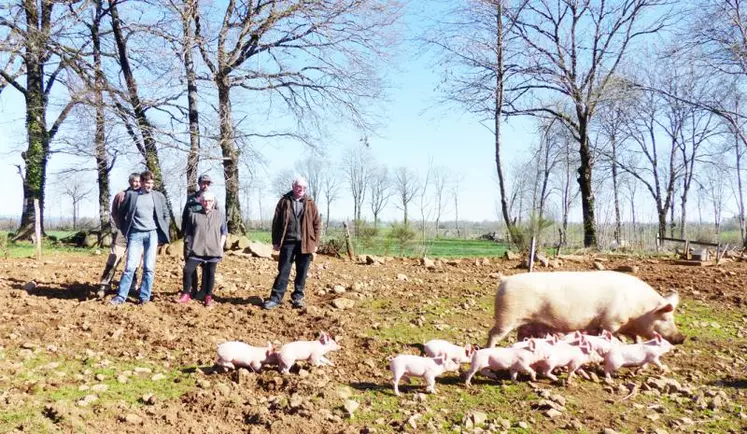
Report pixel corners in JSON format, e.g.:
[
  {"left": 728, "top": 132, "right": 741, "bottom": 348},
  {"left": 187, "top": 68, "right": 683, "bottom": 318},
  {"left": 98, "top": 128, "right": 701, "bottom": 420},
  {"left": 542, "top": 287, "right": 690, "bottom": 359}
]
[{"left": 666, "top": 332, "right": 686, "bottom": 345}]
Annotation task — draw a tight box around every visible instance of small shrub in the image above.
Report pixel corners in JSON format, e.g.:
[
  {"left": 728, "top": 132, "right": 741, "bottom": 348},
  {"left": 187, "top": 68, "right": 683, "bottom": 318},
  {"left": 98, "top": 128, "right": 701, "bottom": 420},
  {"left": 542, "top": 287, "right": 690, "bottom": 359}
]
[
  {"left": 388, "top": 222, "right": 415, "bottom": 256},
  {"left": 354, "top": 220, "right": 379, "bottom": 250}
]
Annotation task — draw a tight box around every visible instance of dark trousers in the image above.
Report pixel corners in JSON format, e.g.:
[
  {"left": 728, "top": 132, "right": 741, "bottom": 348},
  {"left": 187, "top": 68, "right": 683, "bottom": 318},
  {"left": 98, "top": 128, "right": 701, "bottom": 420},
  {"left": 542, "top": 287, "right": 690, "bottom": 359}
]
[
  {"left": 183, "top": 246, "right": 199, "bottom": 296},
  {"left": 182, "top": 258, "right": 218, "bottom": 297},
  {"left": 269, "top": 241, "right": 311, "bottom": 303}
]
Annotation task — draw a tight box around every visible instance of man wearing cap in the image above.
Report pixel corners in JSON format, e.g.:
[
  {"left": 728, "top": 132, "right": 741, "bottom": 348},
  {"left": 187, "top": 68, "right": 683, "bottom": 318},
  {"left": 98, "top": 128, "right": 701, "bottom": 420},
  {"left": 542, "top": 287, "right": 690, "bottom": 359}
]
[
  {"left": 180, "top": 174, "right": 216, "bottom": 297},
  {"left": 263, "top": 176, "right": 322, "bottom": 310}
]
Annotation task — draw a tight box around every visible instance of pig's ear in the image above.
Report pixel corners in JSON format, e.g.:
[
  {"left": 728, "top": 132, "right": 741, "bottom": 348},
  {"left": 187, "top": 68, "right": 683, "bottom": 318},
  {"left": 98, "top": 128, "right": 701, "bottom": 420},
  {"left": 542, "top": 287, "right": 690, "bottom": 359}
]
[
  {"left": 434, "top": 355, "right": 445, "bottom": 364},
  {"left": 664, "top": 293, "right": 680, "bottom": 308},
  {"left": 528, "top": 340, "right": 536, "bottom": 351},
  {"left": 656, "top": 302, "right": 675, "bottom": 314}
]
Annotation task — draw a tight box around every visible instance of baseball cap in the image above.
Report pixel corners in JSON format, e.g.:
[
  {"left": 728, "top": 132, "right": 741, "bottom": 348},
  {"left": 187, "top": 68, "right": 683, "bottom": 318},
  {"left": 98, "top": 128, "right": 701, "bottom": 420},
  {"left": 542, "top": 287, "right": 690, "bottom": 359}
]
[{"left": 198, "top": 174, "right": 212, "bottom": 184}]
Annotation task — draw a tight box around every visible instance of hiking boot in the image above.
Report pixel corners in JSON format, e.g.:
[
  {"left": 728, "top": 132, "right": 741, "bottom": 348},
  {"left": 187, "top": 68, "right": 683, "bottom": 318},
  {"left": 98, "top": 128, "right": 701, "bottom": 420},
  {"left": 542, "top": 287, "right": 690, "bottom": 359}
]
[
  {"left": 291, "top": 299, "right": 305, "bottom": 309},
  {"left": 110, "top": 296, "right": 126, "bottom": 306},
  {"left": 137, "top": 299, "right": 150, "bottom": 306},
  {"left": 204, "top": 296, "right": 214, "bottom": 307},
  {"left": 176, "top": 293, "right": 191, "bottom": 304},
  {"left": 263, "top": 300, "right": 280, "bottom": 310}
]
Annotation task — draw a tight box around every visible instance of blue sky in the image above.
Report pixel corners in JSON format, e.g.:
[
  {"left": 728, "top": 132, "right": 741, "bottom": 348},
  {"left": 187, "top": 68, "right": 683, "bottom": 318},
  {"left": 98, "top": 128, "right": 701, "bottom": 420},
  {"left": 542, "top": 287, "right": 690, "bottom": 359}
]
[{"left": 0, "top": 0, "right": 551, "bottom": 227}]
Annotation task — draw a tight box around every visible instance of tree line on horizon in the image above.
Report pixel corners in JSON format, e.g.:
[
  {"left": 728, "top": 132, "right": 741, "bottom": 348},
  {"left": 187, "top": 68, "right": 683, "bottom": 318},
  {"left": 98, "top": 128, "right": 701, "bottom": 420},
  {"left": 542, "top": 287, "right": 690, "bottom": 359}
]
[{"left": 2, "top": 1, "right": 747, "bottom": 249}]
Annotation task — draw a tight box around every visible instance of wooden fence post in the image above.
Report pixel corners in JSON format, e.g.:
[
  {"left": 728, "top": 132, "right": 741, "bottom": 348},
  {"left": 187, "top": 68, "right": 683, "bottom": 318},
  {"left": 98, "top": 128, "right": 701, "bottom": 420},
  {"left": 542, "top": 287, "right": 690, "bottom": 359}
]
[
  {"left": 34, "top": 199, "right": 41, "bottom": 260},
  {"left": 342, "top": 221, "right": 355, "bottom": 261},
  {"left": 528, "top": 236, "right": 536, "bottom": 273}
]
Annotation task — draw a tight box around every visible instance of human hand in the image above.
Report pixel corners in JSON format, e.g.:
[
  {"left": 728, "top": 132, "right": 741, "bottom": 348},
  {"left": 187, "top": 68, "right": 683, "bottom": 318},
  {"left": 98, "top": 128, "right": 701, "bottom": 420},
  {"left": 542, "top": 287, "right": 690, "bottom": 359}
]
[{"left": 273, "top": 244, "right": 279, "bottom": 251}]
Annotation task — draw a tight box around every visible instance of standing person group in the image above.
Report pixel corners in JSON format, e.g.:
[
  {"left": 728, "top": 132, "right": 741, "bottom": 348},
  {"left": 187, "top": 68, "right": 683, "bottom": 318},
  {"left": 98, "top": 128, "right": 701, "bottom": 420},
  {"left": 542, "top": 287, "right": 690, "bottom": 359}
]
[{"left": 98, "top": 172, "right": 322, "bottom": 310}]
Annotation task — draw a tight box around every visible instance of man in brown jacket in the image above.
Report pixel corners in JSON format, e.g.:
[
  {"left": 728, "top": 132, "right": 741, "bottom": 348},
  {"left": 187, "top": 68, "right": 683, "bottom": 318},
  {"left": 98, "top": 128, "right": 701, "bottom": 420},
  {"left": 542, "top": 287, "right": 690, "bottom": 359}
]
[{"left": 263, "top": 176, "right": 322, "bottom": 310}]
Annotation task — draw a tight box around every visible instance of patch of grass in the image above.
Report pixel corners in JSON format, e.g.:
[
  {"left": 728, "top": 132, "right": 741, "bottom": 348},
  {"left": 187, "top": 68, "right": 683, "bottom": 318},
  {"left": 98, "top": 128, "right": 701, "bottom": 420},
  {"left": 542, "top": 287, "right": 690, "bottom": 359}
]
[
  {"left": 677, "top": 300, "right": 744, "bottom": 340},
  {"left": 0, "top": 351, "right": 195, "bottom": 433}
]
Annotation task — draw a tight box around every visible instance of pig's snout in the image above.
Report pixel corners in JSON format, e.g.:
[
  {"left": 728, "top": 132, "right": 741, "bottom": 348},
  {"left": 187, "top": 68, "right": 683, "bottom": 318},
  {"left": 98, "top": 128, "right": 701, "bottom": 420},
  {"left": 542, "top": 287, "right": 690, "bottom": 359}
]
[{"left": 667, "top": 332, "right": 685, "bottom": 345}]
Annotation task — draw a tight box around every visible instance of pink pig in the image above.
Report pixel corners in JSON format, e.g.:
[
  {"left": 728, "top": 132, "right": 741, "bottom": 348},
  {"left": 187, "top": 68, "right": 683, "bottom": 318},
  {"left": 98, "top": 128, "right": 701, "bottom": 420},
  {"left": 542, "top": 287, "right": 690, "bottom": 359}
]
[
  {"left": 278, "top": 332, "right": 340, "bottom": 374},
  {"left": 216, "top": 341, "right": 277, "bottom": 371},
  {"left": 603, "top": 333, "right": 673, "bottom": 380},
  {"left": 423, "top": 339, "right": 476, "bottom": 364},
  {"left": 390, "top": 354, "right": 460, "bottom": 396},
  {"left": 463, "top": 346, "right": 538, "bottom": 386},
  {"left": 531, "top": 339, "right": 601, "bottom": 383},
  {"left": 564, "top": 330, "right": 622, "bottom": 356}
]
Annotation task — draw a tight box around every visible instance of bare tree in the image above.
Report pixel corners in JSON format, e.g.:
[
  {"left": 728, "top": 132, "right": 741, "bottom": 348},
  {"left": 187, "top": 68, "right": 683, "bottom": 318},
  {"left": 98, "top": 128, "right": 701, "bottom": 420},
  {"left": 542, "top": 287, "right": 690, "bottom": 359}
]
[
  {"left": 431, "top": 166, "right": 451, "bottom": 237},
  {"left": 426, "top": 0, "right": 520, "bottom": 242},
  {"left": 59, "top": 175, "right": 94, "bottom": 230},
  {"left": 341, "top": 145, "right": 372, "bottom": 221},
  {"left": 298, "top": 156, "right": 324, "bottom": 201},
  {"left": 108, "top": 0, "right": 179, "bottom": 236},
  {"left": 393, "top": 166, "right": 420, "bottom": 225},
  {"left": 368, "top": 165, "right": 391, "bottom": 228},
  {"left": 505, "top": 0, "right": 670, "bottom": 247},
  {"left": 450, "top": 174, "right": 464, "bottom": 237},
  {"left": 703, "top": 161, "right": 727, "bottom": 241},
  {"left": 1, "top": 1, "right": 82, "bottom": 240},
  {"left": 272, "top": 169, "right": 295, "bottom": 199},
  {"left": 319, "top": 167, "right": 343, "bottom": 233},
  {"left": 417, "top": 163, "right": 433, "bottom": 243},
  {"left": 193, "top": 1, "right": 402, "bottom": 234}
]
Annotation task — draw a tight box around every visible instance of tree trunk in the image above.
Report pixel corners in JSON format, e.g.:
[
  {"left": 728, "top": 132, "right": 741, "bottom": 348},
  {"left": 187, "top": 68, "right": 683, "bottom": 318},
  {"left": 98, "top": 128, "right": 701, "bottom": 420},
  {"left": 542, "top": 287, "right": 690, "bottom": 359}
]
[
  {"left": 611, "top": 135, "right": 621, "bottom": 244},
  {"left": 15, "top": 0, "right": 50, "bottom": 240},
  {"left": 110, "top": 0, "right": 179, "bottom": 238},
  {"left": 493, "top": 2, "right": 516, "bottom": 245},
  {"left": 669, "top": 194, "right": 675, "bottom": 238},
  {"left": 577, "top": 122, "right": 597, "bottom": 247},
  {"left": 403, "top": 202, "right": 408, "bottom": 226},
  {"left": 92, "top": 0, "right": 111, "bottom": 242},
  {"left": 184, "top": 0, "right": 200, "bottom": 194},
  {"left": 736, "top": 130, "right": 746, "bottom": 247},
  {"left": 657, "top": 207, "right": 667, "bottom": 245},
  {"left": 216, "top": 76, "right": 245, "bottom": 234}
]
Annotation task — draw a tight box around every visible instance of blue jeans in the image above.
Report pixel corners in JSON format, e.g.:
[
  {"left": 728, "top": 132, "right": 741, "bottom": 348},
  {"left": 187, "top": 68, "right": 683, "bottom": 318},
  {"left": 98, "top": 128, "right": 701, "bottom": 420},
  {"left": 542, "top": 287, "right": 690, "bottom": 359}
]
[{"left": 116, "top": 230, "right": 158, "bottom": 301}]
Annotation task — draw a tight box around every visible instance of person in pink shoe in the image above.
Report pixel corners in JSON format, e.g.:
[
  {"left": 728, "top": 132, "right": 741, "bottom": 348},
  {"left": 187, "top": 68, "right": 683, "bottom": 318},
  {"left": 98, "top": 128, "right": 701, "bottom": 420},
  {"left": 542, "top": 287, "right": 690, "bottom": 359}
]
[{"left": 177, "top": 192, "right": 227, "bottom": 307}]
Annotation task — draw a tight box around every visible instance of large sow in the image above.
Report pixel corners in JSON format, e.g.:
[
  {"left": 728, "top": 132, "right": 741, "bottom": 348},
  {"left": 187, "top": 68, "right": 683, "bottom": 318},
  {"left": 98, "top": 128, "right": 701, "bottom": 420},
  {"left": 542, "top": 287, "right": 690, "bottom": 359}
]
[{"left": 486, "top": 271, "right": 685, "bottom": 347}]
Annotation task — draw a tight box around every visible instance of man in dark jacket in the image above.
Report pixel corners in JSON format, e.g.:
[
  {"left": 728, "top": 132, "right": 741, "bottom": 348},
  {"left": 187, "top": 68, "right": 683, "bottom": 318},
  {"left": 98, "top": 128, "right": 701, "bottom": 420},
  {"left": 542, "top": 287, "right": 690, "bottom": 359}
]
[
  {"left": 110, "top": 170, "right": 171, "bottom": 305},
  {"left": 263, "top": 176, "right": 322, "bottom": 310},
  {"left": 180, "top": 174, "right": 215, "bottom": 297},
  {"left": 97, "top": 172, "right": 140, "bottom": 298}
]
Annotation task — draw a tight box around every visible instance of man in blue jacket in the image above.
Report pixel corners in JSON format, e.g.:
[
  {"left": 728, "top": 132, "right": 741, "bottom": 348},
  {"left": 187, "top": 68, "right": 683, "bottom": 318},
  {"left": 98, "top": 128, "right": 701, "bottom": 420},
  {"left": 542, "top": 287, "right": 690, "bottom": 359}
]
[{"left": 110, "top": 170, "right": 171, "bottom": 305}]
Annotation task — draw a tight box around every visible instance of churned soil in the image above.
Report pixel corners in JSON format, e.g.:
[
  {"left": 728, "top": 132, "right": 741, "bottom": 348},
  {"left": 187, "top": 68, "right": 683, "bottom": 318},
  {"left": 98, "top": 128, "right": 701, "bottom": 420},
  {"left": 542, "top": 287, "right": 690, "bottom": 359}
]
[{"left": 1, "top": 250, "right": 746, "bottom": 433}]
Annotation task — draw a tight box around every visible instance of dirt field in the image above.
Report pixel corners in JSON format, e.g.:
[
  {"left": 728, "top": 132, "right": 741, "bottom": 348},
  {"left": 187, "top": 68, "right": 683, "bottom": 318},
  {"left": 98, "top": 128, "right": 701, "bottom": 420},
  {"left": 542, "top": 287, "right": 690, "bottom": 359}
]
[{"left": 1, "top": 251, "right": 746, "bottom": 433}]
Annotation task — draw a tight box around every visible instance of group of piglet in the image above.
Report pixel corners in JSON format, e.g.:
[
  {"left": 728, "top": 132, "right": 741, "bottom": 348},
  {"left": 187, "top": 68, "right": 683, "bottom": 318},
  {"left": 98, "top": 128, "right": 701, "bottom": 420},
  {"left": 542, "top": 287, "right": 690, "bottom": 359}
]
[
  {"left": 215, "top": 332, "right": 340, "bottom": 374},
  {"left": 390, "top": 332, "right": 674, "bottom": 396}
]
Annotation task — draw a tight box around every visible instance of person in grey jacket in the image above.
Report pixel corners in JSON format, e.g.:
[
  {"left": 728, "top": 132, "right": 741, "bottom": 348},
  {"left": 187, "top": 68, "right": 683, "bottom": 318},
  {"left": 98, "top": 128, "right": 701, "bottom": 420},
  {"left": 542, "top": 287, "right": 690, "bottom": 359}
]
[
  {"left": 177, "top": 191, "right": 227, "bottom": 307},
  {"left": 110, "top": 170, "right": 171, "bottom": 305}
]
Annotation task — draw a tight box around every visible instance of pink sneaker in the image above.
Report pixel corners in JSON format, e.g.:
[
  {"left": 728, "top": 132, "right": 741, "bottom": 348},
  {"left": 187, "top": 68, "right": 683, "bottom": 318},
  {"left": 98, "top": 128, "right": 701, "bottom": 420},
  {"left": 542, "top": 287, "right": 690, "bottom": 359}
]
[
  {"left": 176, "top": 293, "right": 191, "bottom": 304},
  {"left": 204, "top": 296, "right": 214, "bottom": 307}
]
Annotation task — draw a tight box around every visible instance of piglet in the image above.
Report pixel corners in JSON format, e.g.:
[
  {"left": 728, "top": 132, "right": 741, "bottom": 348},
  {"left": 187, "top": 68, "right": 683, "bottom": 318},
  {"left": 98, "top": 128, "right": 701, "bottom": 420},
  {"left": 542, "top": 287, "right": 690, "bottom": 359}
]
[
  {"left": 532, "top": 339, "right": 601, "bottom": 383},
  {"left": 278, "top": 332, "right": 340, "bottom": 374},
  {"left": 566, "top": 330, "right": 622, "bottom": 356},
  {"left": 463, "top": 346, "right": 538, "bottom": 386},
  {"left": 216, "top": 341, "right": 277, "bottom": 371},
  {"left": 423, "top": 339, "right": 476, "bottom": 364},
  {"left": 603, "top": 333, "right": 673, "bottom": 380},
  {"left": 390, "top": 354, "right": 460, "bottom": 396}
]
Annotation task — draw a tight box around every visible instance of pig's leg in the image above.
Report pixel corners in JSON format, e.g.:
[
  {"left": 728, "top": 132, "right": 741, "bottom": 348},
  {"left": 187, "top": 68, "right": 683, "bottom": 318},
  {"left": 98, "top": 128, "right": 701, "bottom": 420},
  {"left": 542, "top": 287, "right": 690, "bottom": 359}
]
[
  {"left": 250, "top": 361, "right": 262, "bottom": 372},
  {"left": 425, "top": 374, "right": 437, "bottom": 394},
  {"left": 650, "top": 356, "right": 669, "bottom": 372},
  {"left": 486, "top": 323, "right": 514, "bottom": 348},
  {"left": 542, "top": 365, "right": 559, "bottom": 382},
  {"left": 393, "top": 376, "right": 401, "bottom": 396},
  {"left": 217, "top": 359, "right": 235, "bottom": 370},
  {"left": 464, "top": 365, "right": 480, "bottom": 387},
  {"left": 279, "top": 357, "right": 294, "bottom": 374},
  {"left": 319, "top": 356, "right": 335, "bottom": 367},
  {"left": 480, "top": 368, "right": 498, "bottom": 379}
]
